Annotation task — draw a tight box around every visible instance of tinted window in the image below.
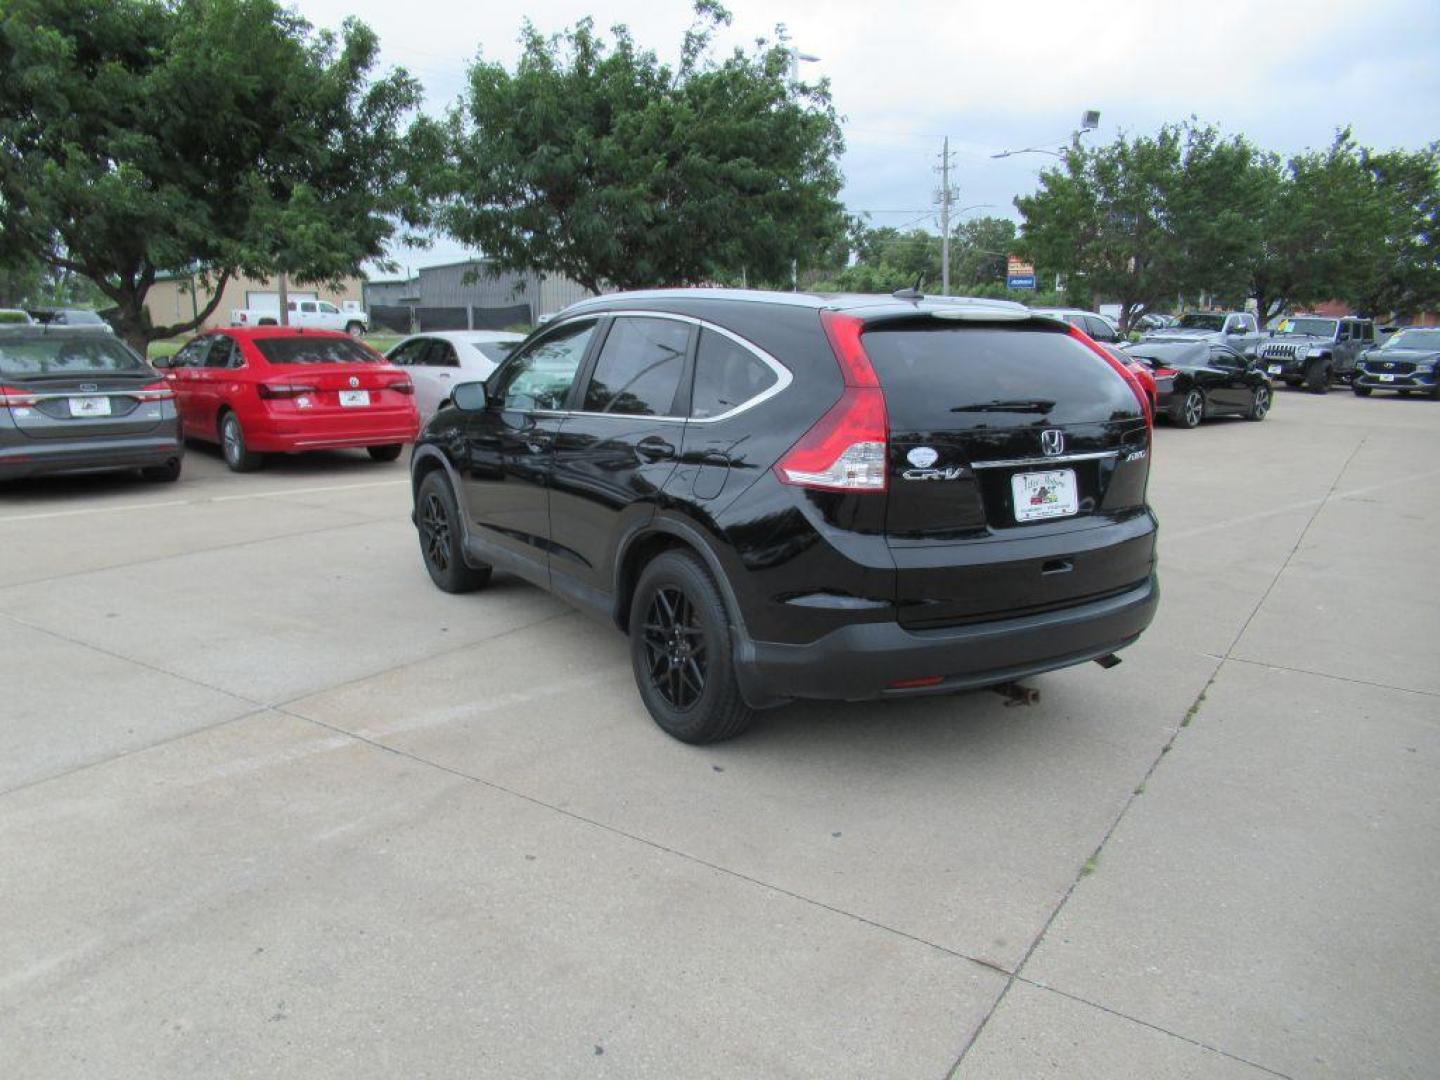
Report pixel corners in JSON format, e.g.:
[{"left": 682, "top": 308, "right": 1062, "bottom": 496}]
[
  {"left": 473, "top": 342, "right": 517, "bottom": 365},
  {"left": 497, "top": 321, "right": 596, "bottom": 411},
  {"left": 0, "top": 335, "right": 148, "bottom": 377},
  {"left": 690, "top": 329, "right": 778, "bottom": 418},
  {"left": 1085, "top": 316, "right": 1116, "bottom": 342},
  {"left": 171, "top": 338, "right": 211, "bottom": 368},
  {"left": 863, "top": 324, "right": 1139, "bottom": 421},
  {"left": 387, "top": 340, "right": 425, "bottom": 366},
  {"left": 1210, "top": 347, "right": 1242, "bottom": 368},
  {"left": 205, "top": 336, "right": 237, "bottom": 368},
  {"left": 582, "top": 317, "right": 689, "bottom": 416},
  {"left": 253, "top": 337, "right": 382, "bottom": 364},
  {"left": 300, "top": 302, "right": 317, "bottom": 314},
  {"left": 425, "top": 341, "right": 459, "bottom": 368}
]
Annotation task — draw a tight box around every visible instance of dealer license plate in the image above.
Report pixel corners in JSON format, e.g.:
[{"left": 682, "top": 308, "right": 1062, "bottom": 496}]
[
  {"left": 339, "top": 390, "right": 370, "bottom": 407},
  {"left": 1012, "top": 469, "right": 1079, "bottom": 523},
  {"left": 70, "top": 396, "right": 112, "bottom": 417},
  {"left": 1378, "top": 374, "right": 1395, "bottom": 383},
  {"left": 1266, "top": 364, "right": 1282, "bottom": 375}
]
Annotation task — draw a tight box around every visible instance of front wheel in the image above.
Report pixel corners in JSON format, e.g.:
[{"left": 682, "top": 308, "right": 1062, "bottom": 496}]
[
  {"left": 1305, "top": 360, "right": 1330, "bottom": 394},
  {"left": 416, "top": 471, "right": 491, "bottom": 593},
  {"left": 1246, "top": 384, "right": 1271, "bottom": 421},
  {"left": 220, "top": 412, "right": 262, "bottom": 472},
  {"left": 345, "top": 321, "right": 365, "bottom": 338},
  {"left": 629, "top": 551, "right": 755, "bottom": 744},
  {"left": 367, "top": 444, "right": 403, "bottom": 462},
  {"left": 1175, "top": 388, "right": 1204, "bottom": 429}
]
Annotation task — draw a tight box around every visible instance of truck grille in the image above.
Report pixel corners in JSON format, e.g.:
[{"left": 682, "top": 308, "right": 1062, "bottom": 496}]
[{"left": 1260, "top": 344, "right": 1300, "bottom": 361}]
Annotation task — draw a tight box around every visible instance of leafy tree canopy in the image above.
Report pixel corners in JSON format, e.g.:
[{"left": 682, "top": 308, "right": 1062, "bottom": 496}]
[
  {"left": 0, "top": 0, "right": 428, "bottom": 347},
  {"left": 440, "top": 2, "right": 847, "bottom": 293}
]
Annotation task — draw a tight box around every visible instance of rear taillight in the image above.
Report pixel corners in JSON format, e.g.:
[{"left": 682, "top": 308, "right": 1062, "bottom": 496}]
[
  {"left": 385, "top": 379, "right": 414, "bottom": 395},
  {"left": 1070, "top": 327, "right": 1153, "bottom": 425},
  {"left": 132, "top": 380, "right": 174, "bottom": 402},
  {"left": 1152, "top": 367, "right": 1178, "bottom": 378},
  {"left": 0, "top": 386, "right": 38, "bottom": 408},
  {"left": 257, "top": 382, "right": 318, "bottom": 399},
  {"left": 775, "top": 312, "right": 889, "bottom": 492}
]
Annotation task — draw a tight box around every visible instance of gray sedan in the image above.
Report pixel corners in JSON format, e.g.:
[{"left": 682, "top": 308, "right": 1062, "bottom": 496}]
[{"left": 0, "top": 328, "right": 183, "bottom": 482}]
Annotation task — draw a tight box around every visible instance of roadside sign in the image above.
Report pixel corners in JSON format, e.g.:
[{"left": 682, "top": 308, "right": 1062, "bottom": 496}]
[{"left": 1006, "top": 257, "right": 1036, "bottom": 291}]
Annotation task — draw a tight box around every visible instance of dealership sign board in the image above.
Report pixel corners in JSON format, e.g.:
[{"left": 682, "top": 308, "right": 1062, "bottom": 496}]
[{"left": 1006, "top": 256, "right": 1036, "bottom": 290}]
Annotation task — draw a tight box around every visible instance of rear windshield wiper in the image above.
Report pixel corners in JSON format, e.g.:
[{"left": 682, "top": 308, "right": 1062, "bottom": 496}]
[{"left": 951, "top": 398, "right": 1056, "bottom": 414}]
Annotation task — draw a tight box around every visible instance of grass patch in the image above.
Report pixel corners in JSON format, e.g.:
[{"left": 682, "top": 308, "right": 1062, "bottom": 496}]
[{"left": 1081, "top": 853, "right": 1100, "bottom": 876}]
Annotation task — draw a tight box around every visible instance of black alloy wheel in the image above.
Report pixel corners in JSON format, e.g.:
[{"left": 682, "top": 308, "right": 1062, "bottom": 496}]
[
  {"left": 1247, "top": 384, "right": 1271, "bottom": 421},
  {"left": 416, "top": 471, "right": 491, "bottom": 593},
  {"left": 642, "top": 585, "right": 708, "bottom": 712},
  {"left": 629, "top": 551, "right": 754, "bottom": 743}
]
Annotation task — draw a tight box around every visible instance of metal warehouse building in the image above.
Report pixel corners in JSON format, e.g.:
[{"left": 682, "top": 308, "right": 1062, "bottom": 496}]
[{"left": 364, "top": 260, "right": 597, "bottom": 332}]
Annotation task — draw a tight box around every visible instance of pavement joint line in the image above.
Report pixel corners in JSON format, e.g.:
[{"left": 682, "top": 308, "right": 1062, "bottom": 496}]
[
  {"left": 274, "top": 702, "right": 1017, "bottom": 986},
  {"left": 1009, "top": 977, "right": 1296, "bottom": 1079},
  {"left": 0, "top": 515, "right": 386, "bottom": 593},
  {"left": 948, "top": 434, "right": 1373, "bottom": 1078},
  {"left": 0, "top": 706, "right": 270, "bottom": 801},
  {"left": 0, "top": 477, "right": 407, "bottom": 523},
  {"left": 0, "top": 607, "right": 577, "bottom": 801},
  {"left": 1223, "top": 654, "right": 1440, "bottom": 701},
  {"left": 945, "top": 652, "right": 1228, "bottom": 1080}
]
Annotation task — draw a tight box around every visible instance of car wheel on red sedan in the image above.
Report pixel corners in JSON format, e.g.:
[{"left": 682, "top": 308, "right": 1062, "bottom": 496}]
[
  {"left": 220, "top": 411, "right": 261, "bottom": 472},
  {"left": 417, "top": 472, "right": 491, "bottom": 593},
  {"left": 367, "top": 444, "right": 403, "bottom": 462},
  {"left": 629, "top": 551, "right": 754, "bottom": 744}
]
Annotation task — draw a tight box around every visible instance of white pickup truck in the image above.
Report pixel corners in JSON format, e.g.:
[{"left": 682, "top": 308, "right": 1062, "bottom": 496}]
[{"left": 230, "top": 298, "right": 368, "bottom": 336}]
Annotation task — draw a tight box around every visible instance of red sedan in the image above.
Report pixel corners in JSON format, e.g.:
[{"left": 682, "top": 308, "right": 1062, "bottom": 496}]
[{"left": 157, "top": 327, "right": 419, "bottom": 471}]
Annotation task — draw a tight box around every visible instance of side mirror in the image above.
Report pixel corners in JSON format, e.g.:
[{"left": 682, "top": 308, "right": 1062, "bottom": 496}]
[
  {"left": 451, "top": 381, "right": 489, "bottom": 411},
  {"left": 151, "top": 355, "right": 172, "bottom": 369}
]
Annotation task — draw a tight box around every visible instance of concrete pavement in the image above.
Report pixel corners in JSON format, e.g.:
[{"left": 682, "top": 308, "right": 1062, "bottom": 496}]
[{"left": 1, "top": 394, "right": 1436, "bottom": 1078}]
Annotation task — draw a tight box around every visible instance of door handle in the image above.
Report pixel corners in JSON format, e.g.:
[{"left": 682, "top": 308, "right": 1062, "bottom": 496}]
[
  {"left": 438, "top": 373, "right": 452, "bottom": 379},
  {"left": 635, "top": 437, "right": 676, "bottom": 463}
]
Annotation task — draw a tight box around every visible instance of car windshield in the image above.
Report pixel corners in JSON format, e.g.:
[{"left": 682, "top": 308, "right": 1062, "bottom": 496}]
[
  {"left": 0, "top": 335, "right": 147, "bottom": 377},
  {"left": 1382, "top": 329, "right": 1440, "bottom": 350},
  {"left": 1176, "top": 313, "right": 1226, "bottom": 331},
  {"left": 471, "top": 342, "right": 517, "bottom": 364},
  {"left": 1274, "top": 318, "right": 1337, "bottom": 337},
  {"left": 254, "top": 337, "right": 382, "bottom": 364}
]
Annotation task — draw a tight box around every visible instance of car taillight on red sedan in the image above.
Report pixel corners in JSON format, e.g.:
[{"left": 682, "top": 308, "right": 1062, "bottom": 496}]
[
  {"left": 384, "top": 379, "right": 414, "bottom": 395},
  {"left": 256, "top": 382, "right": 318, "bottom": 399}
]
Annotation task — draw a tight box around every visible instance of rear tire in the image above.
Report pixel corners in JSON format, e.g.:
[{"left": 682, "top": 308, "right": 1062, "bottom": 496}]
[
  {"left": 219, "top": 411, "right": 261, "bottom": 472},
  {"left": 141, "top": 458, "right": 182, "bottom": 482},
  {"left": 1352, "top": 384, "right": 1372, "bottom": 397},
  {"left": 1246, "top": 384, "right": 1270, "bottom": 421},
  {"left": 416, "top": 471, "right": 491, "bottom": 593},
  {"left": 345, "top": 321, "right": 365, "bottom": 338},
  {"left": 629, "top": 551, "right": 755, "bottom": 744},
  {"left": 367, "top": 444, "right": 403, "bottom": 462},
  {"left": 1175, "top": 388, "right": 1204, "bottom": 429}
]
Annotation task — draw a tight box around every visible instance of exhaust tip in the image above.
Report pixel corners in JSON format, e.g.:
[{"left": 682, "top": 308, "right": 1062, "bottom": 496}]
[{"left": 1093, "top": 653, "right": 1122, "bottom": 670}]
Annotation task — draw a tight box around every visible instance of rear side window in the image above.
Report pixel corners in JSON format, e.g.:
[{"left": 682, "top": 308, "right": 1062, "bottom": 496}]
[
  {"left": 583, "top": 317, "right": 690, "bottom": 416},
  {"left": 690, "top": 329, "right": 778, "bottom": 418},
  {"left": 862, "top": 324, "right": 1140, "bottom": 421},
  {"left": 254, "top": 337, "right": 382, "bottom": 364}
]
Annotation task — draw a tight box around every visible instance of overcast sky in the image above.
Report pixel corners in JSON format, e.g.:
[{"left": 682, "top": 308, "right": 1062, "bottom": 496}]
[{"left": 295, "top": 0, "right": 1440, "bottom": 273}]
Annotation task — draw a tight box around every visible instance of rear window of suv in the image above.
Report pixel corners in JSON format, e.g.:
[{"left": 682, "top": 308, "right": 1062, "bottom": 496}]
[
  {"left": 861, "top": 323, "right": 1139, "bottom": 420},
  {"left": 0, "top": 335, "right": 147, "bottom": 377},
  {"left": 254, "top": 337, "right": 382, "bottom": 364}
]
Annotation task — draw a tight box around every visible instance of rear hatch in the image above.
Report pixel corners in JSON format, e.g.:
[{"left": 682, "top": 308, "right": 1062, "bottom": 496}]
[
  {"left": 0, "top": 334, "right": 168, "bottom": 440},
  {"left": 862, "top": 317, "right": 1153, "bottom": 629}
]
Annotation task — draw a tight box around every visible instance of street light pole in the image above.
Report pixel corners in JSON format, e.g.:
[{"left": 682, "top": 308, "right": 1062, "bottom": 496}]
[{"left": 991, "top": 109, "right": 1101, "bottom": 161}]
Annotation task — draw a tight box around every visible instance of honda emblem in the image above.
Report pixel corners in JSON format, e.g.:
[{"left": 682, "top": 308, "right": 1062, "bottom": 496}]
[{"left": 1040, "top": 429, "right": 1065, "bottom": 457}]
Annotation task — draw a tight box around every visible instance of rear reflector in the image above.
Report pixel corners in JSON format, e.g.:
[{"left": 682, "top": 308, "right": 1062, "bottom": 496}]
[
  {"left": 888, "top": 675, "right": 945, "bottom": 689},
  {"left": 776, "top": 312, "right": 889, "bottom": 492}
]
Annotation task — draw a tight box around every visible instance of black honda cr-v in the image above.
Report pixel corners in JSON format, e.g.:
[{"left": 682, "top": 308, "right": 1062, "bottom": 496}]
[{"left": 410, "top": 290, "right": 1159, "bottom": 742}]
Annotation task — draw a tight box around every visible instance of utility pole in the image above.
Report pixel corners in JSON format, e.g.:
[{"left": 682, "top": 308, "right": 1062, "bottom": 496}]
[
  {"left": 778, "top": 24, "right": 819, "bottom": 293},
  {"left": 935, "top": 138, "right": 958, "bottom": 296},
  {"left": 277, "top": 270, "right": 289, "bottom": 327}
]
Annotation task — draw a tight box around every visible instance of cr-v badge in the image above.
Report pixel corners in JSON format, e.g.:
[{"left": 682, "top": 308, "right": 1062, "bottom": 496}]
[{"left": 903, "top": 445, "right": 966, "bottom": 481}]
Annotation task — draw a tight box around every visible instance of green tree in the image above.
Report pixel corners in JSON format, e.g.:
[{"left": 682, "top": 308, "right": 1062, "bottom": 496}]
[
  {"left": 949, "top": 216, "right": 1017, "bottom": 287},
  {"left": 0, "top": 0, "right": 428, "bottom": 350},
  {"left": 1348, "top": 143, "right": 1440, "bottom": 318},
  {"left": 441, "top": 3, "right": 846, "bottom": 293}
]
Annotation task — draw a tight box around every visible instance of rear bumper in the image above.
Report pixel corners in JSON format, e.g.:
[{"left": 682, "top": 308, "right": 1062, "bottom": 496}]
[
  {"left": 0, "top": 432, "right": 182, "bottom": 480},
  {"left": 246, "top": 413, "right": 419, "bottom": 452},
  {"left": 735, "top": 574, "right": 1159, "bottom": 706}
]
